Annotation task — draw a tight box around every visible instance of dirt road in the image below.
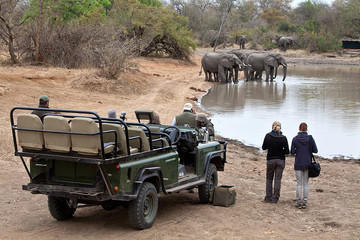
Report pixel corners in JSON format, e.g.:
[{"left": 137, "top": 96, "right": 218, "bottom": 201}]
[{"left": 0, "top": 50, "right": 359, "bottom": 239}]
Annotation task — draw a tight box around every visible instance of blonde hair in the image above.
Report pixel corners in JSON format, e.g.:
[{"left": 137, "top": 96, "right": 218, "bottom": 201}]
[{"left": 272, "top": 121, "right": 281, "bottom": 132}]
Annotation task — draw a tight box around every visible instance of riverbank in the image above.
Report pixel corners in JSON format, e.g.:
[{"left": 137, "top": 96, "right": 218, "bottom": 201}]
[{"left": 0, "top": 49, "right": 359, "bottom": 239}]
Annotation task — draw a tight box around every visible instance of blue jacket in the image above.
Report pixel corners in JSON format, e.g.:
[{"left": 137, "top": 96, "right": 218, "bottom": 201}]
[{"left": 291, "top": 132, "right": 318, "bottom": 170}]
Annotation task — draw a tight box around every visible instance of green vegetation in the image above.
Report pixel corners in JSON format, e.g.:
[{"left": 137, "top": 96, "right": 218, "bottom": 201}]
[
  {"left": 0, "top": 0, "right": 359, "bottom": 73},
  {"left": 168, "top": 0, "right": 359, "bottom": 52}
]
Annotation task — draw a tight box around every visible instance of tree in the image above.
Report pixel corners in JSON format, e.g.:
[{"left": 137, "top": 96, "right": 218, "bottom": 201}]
[
  {"left": 213, "top": 0, "right": 234, "bottom": 51},
  {"left": 335, "top": 0, "right": 360, "bottom": 38},
  {"left": 0, "top": 0, "right": 25, "bottom": 64},
  {"left": 260, "top": 8, "right": 286, "bottom": 25}
]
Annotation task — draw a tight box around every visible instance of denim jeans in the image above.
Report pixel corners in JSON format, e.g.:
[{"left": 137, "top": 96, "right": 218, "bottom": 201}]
[
  {"left": 295, "top": 169, "right": 309, "bottom": 205},
  {"left": 265, "top": 159, "right": 285, "bottom": 202}
]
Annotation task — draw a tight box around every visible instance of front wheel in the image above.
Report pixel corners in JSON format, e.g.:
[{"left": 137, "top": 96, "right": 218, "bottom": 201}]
[
  {"left": 129, "top": 182, "right": 158, "bottom": 230},
  {"left": 48, "top": 196, "right": 76, "bottom": 221},
  {"left": 198, "top": 163, "right": 218, "bottom": 203}
]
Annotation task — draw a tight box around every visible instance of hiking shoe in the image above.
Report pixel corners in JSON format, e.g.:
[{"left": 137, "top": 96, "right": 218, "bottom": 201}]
[
  {"left": 263, "top": 197, "right": 272, "bottom": 203},
  {"left": 302, "top": 204, "right": 307, "bottom": 209},
  {"left": 295, "top": 203, "right": 302, "bottom": 209}
]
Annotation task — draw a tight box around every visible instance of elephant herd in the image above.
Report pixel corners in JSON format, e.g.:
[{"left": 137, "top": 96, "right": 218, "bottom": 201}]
[{"left": 199, "top": 50, "right": 287, "bottom": 83}]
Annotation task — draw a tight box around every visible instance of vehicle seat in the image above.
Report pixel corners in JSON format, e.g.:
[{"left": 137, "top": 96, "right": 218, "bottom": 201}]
[
  {"left": 128, "top": 127, "right": 150, "bottom": 152},
  {"left": 70, "top": 117, "right": 114, "bottom": 156},
  {"left": 17, "top": 114, "right": 44, "bottom": 151},
  {"left": 149, "top": 126, "right": 169, "bottom": 148},
  {"left": 43, "top": 115, "right": 71, "bottom": 153},
  {"left": 102, "top": 123, "right": 138, "bottom": 156}
]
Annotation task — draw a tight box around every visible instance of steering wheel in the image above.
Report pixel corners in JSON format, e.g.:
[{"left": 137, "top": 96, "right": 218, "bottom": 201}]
[{"left": 162, "top": 126, "right": 182, "bottom": 145}]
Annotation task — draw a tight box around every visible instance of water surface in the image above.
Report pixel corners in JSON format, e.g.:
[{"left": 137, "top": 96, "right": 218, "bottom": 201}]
[{"left": 200, "top": 65, "right": 360, "bottom": 159}]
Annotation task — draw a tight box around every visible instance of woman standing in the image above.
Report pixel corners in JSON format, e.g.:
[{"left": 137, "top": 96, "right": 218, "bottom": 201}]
[
  {"left": 262, "top": 121, "right": 289, "bottom": 204},
  {"left": 291, "top": 122, "right": 318, "bottom": 209}
]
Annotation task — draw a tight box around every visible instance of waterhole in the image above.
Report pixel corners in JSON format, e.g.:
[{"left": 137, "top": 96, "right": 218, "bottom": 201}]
[{"left": 200, "top": 65, "right": 360, "bottom": 159}]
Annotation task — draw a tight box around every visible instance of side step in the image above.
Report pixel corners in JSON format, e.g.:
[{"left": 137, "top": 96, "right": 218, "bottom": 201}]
[{"left": 166, "top": 179, "right": 205, "bottom": 193}]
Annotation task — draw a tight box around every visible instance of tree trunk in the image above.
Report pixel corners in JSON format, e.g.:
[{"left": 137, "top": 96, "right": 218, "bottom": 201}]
[
  {"left": 0, "top": 4, "right": 18, "bottom": 64},
  {"left": 213, "top": 1, "right": 233, "bottom": 52},
  {"left": 35, "top": 0, "right": 44, "bottom": 62},
  {"left": 8, "top": 31, "right": 18, "bottom": 64}
]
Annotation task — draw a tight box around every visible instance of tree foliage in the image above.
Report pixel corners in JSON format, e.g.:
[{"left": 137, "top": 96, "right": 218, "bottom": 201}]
[
  {"left": 1, "top": 0, "right": 360, "bottom": 69},
  {"left": 168, "top": 0, "right": 357, "bottom": 52},
  {"left": 1, "top": 0, "right": 196, "bottom": 72}
]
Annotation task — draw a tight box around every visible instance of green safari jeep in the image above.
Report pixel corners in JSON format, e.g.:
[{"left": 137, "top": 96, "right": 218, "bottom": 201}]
[{"left": 10, "top": 108, "right": 227, "bottom": 229}]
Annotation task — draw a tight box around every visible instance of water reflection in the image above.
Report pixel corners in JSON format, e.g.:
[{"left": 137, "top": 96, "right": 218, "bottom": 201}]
[
  {"left": 202, "top": 81, "right": 287, "bottom": 113},
  {"left": 200, "top": 65, "right": 360, "bottom": 159}
]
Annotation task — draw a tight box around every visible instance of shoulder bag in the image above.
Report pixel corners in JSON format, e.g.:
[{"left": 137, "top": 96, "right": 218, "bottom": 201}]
[{"left": 308, "top": 135, "right": 321, "bottom": 178}]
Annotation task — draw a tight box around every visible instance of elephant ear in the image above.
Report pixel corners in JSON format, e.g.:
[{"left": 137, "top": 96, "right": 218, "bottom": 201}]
[
  {"left": 264, "top": 55, "right": 279, "bottom": 67},
  {"left": 220, "top": 56, "right": 233, "bottom": 69}
]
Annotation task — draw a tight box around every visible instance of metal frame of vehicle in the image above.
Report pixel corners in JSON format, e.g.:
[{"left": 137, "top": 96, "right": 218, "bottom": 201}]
[{"left": 10, "top": 107, "right": 227, "bottom": 229}]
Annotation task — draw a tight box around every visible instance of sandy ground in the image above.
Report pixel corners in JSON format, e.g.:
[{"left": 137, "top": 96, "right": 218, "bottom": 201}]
[{"left": 0, "top": 48, "right": 360, "bottom": 239}]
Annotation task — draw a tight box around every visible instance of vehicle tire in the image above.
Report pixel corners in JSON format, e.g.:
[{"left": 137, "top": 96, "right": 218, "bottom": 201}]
[
  {"left": 101, "top": 201, "right": 117, "bottom": 211},
  {"left": 129, "top": 182, "right": 158, "bottom": 230},
  {"left": 198, "top": 163, "right": 218, "bottom": 203},
  {"left": 48, "top": 196, "right": 76, "bottom": 221}
]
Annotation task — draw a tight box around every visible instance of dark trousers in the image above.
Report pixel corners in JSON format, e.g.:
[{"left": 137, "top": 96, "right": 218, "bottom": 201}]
[{"left": 265, "top": 159, "right": 285, "bottom": 202}]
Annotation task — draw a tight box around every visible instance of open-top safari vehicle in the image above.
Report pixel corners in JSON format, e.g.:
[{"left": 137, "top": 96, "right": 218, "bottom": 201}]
[{"left": 10, "top": 107, "right": 227, "bottom": 229}]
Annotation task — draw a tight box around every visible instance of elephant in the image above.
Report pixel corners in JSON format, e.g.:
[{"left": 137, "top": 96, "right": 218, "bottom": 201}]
[
  {"left": 236, "top": 35, "right": 247, "bottom": 49},
  {"left": 246, "top": 52, "right": 287, "bottom": 81},
  {"left": 226, "top": 50, "right": 249, "bottom": 82},
  {"left": 275, "top": 36, "right": 295, "bottom": 52},
  {"left": 199, "top": 52, "right": 243, "bottom": 83}
]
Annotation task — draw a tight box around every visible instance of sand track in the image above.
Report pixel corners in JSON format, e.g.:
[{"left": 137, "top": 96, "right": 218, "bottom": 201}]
[{"left": 0, "top": 49, "right": 359, "bottom": 239}]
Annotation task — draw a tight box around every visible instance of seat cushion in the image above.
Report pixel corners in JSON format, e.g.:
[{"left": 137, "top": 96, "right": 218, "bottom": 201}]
[
  {"left": 71, "top": 118, "right": 101, "bottom": 155},
  {"left": 44, "top": 115, "right": 71, "bottom": 153},
  {"left": 128, "top": 127, "right": 150, "bottom": 152},
  {"left": 102, "top": 123, "right": 128, "bottom": 155},
  {"left": 17, "top": 114, "right": 44, "bottom": 150}
]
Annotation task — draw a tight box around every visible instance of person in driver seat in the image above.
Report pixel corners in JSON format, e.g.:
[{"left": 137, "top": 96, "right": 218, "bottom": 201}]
[{"left": 31, "top": 95, "right": 52, "bottom": 121}]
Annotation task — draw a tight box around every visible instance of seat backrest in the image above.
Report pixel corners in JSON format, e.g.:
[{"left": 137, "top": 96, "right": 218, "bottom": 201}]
[
  {"left": 128, "top": 127, "right": 150, "bottom": 152},
  {"left": 149, "top": 126, "right": 161, "bottom": 139},
  {"left": 70, "top": 117, "right": 101, "bottom": 155},
  {"left": 17, "top": 114, "right": 44, "bottom": 150},
  {"left": 149, "top": 126, "right": 169, "bottom": 148},
  {"left": 43, "top": 115, "right": 71, "bottom": 153},
  {"left": 102, "top": 123, "right": 128, "bottom": 155}
]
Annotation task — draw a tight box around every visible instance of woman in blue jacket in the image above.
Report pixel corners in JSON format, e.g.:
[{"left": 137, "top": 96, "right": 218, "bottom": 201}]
[{"left": 291, "top": 122, "right": 318, "bottom": 209}]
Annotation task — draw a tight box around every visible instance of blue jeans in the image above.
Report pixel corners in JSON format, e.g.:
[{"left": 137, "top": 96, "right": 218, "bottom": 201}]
[
  {"left": 295, "top": 170, "right": 309, "bottom": 205},
  {"left": 265, "top": 159, "right": 285, "bottom": 202}
]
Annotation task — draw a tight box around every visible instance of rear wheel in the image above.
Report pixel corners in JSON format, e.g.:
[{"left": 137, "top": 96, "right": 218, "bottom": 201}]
[
  {"left": 48, "top": 196, "right": 76, "bottom": 221},
  {"left": 198, "top": 163, "right": 218, "bottom": 203},
  {"left": 129, "top": 182, "right": 158, "bottom": 230}
]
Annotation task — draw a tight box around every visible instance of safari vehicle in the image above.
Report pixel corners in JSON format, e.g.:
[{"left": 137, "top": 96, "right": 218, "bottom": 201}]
[{"left": 10, "top": 107, "right": 227, "bottom": 230}]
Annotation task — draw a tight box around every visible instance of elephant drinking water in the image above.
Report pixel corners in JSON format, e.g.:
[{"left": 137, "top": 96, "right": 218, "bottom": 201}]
[
  {"left": 199, "top": 52, "right": 243, "bottom": 83},
  {"left": 246, "top": 52, "right": 287, "bottom": 81}
]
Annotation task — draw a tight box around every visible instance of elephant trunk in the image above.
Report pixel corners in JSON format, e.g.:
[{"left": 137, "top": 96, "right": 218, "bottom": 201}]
[
  {"left": 244, "top": 67, "right": 249, "bottom": 82},
  {"left": 274, "top": 67, "right": 277, "bottom": 79},
  {"left": 282, "top": 65, "right": 287, "bottom": 81}
]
